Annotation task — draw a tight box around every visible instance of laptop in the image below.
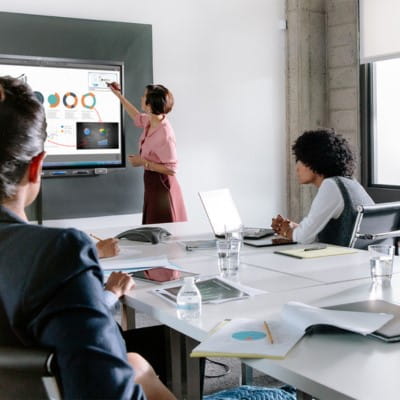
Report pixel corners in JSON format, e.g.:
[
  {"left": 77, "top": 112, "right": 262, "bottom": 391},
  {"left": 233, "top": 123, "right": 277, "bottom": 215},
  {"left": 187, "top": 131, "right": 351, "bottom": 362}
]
[{"left": 198, "top": 188, "right": 275, "bottom": 240}]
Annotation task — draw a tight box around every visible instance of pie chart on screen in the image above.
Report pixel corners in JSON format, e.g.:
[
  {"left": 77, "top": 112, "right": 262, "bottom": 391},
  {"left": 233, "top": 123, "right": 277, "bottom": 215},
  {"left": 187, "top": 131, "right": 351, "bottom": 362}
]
[{"left": 48, "top": 93, "right": 60, "bottom": 108}]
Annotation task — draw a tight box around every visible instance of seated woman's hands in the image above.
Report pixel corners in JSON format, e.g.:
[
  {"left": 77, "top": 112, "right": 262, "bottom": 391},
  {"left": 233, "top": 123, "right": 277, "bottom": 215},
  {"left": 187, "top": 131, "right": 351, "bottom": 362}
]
[{"left": 271, "top": 214, "right": 298, "bottom": 240}]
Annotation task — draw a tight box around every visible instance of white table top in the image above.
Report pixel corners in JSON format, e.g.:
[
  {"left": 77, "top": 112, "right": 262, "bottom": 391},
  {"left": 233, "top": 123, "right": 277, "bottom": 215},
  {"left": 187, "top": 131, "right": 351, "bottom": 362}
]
[{"left": 88, "top": 221, "right": 400, "bottom": 400}]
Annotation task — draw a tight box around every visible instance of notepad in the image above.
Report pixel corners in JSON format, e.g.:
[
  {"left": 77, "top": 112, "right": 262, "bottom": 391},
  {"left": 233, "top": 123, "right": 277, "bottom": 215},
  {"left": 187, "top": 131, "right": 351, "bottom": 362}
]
[
  {"left": 190, "top": 301, "right": 393, "bottom": 359},
  {"left": 274, "top": 246, "right": 358, "bottom": 259}
]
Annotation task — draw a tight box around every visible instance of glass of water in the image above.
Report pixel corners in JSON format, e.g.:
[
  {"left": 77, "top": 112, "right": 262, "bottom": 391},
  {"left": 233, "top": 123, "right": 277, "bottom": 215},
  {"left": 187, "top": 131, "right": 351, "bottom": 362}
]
[
  {"left": 368, "top": 244, "right": 395, "bottom": 284},
  {"left": 216, "top": 238, "right": 242, "bottom": 278},
  {"left": 224, "top": 224, "right": 243, "bottom": 242},
  {"left": 216, "top": 240, "right": 230, "bottom": 276}
]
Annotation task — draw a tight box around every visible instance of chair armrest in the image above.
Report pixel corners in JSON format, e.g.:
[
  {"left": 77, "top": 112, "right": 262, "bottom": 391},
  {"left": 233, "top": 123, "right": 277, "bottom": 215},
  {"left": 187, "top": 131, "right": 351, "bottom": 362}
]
[
  {"left": 356, "top": 230, "right": 400, "bottom": 241},
  {"left": 0, "top": 346, "right": 54, "bottom": 376}
]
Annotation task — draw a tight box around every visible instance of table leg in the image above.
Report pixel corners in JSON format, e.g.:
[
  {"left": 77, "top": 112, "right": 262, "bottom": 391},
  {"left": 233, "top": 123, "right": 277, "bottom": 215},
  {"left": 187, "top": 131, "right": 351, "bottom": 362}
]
[
  {"left": 121, "top": 304, "right": 136, "bottom": 330},
  {"left": 165, "top": 329, "right": 203, "bottom": 400},
  {"left": 296, "top": 389, "right": 314, "bottom": 400},
  {"left": 240, "top": 363, "right": 253, "bottom": 385},
  {"left": 182, "top": 335, "right": 202, "bottom": 400},
  {"left": 167, "top": 328, "right": 183, "bottom": 397}
]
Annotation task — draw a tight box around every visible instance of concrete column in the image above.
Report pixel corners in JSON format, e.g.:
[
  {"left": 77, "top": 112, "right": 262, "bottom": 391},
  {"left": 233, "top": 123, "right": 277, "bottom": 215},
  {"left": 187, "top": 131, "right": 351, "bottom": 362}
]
[
  {"left": 286, "top": 0, "right": 327, "bottom": 221},
  {"left": 326, "top": 0, "right": 360, "bottom": 179},
  {"left": 286, "top": 0, "right": 359, "bottom": 221}
]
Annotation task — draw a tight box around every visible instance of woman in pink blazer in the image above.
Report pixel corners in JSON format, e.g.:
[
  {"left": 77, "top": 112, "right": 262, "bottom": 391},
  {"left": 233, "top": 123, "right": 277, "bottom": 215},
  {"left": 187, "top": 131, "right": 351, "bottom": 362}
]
[{"left": 109, "top": 82, "right": 187, "bottom": 224}]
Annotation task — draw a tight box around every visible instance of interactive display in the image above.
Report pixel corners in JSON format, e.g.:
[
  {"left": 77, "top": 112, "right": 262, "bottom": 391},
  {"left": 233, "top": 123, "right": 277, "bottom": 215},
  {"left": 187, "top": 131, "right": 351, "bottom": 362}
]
[{"left": 0, "top": 54, "right": 125, "bottom": 177}]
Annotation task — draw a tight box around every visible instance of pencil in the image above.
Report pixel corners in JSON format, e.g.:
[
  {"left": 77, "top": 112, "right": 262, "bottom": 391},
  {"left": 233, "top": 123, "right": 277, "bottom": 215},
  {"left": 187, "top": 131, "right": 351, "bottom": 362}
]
[
  {"left": 264, "top": 321, "right": 274, "bottom": 344},
  {"left": 89, "top": 233, "right": 103, "bottom": 242}
]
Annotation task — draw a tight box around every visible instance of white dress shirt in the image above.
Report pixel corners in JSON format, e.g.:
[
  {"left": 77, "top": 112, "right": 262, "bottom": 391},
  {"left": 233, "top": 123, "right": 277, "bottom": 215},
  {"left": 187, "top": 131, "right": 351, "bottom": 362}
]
[
  {"left": 104, "top": 289, "right": 120, "bottom": 312},
  {"left": 293, "top": 178, "right": 344, "bottom": 244}
]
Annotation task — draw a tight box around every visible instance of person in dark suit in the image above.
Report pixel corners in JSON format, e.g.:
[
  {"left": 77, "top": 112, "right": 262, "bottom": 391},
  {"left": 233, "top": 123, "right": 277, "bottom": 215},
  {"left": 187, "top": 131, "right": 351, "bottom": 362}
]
[{"left": 0, "top": 75, "right": 175, "bottom": 400}]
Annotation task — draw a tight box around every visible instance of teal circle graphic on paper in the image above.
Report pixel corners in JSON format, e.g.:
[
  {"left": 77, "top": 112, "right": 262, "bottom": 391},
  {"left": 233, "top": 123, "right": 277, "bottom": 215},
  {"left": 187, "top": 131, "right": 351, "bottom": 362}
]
[{"left": 232, "top": 331, "right": 266, "bottom": 341}]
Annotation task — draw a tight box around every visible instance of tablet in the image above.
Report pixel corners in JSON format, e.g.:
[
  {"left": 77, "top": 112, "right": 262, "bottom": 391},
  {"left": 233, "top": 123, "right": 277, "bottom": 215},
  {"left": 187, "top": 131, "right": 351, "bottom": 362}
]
[
  {"left": 154, "top": 277, "right": 250, "bottom": 305},
  {"left": 129, "top": 267, "right": 198, "bottom": 284}
]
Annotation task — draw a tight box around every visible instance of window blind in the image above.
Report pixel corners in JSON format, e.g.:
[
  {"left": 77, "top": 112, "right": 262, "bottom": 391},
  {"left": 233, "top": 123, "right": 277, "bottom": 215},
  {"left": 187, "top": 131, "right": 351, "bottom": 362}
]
[{"left": 360, "top": 0, "right": 400, "bottom": 64}]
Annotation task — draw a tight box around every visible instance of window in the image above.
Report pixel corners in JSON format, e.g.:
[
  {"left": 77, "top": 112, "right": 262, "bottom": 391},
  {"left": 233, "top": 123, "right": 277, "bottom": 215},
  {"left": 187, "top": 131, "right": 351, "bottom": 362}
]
[{"left": 361, "top": 58, "right": 400, "bottom": 201}]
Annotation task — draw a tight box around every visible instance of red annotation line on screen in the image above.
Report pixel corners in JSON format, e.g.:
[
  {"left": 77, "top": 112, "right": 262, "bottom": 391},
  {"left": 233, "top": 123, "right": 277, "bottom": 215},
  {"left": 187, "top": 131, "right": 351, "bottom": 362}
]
[{"left": 46, "top": 140, "right": 76, "bottom": 148}]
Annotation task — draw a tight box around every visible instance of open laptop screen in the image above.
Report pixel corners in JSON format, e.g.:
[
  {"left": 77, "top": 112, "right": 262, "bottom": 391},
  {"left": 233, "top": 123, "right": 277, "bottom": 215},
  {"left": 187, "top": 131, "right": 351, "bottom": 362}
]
[{"left": 198, "top": 188, "right": 243, "bottom": 236}]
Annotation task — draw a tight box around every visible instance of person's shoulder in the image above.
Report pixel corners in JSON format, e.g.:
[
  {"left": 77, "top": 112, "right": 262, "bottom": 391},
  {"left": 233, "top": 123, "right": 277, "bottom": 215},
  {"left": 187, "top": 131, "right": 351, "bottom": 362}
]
[
  {"left": 25, "top": 225, "right": 90, "bottom": 246},
  {"left": 134, "top": 113, "right": 150, "bottom": 127},
  {"left": 320, "top": 177, "right": 341, "bottom": 191},
  {"left": 159, "top": 117, "right": 176, "bottom": 141},
  {"left": 29, "top": 226, "right": 100, "bottom": 286},
  {"left": 317, "top": 178, "right": 344, "bottom": 200}
]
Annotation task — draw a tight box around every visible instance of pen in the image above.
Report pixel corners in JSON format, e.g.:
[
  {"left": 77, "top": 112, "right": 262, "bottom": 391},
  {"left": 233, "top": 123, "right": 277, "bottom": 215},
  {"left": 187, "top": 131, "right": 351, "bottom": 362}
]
[
  {"left": 263, "top": 321, "right": 274, "bottom": 344},
  {"left": 303, "top": 245, "right": 327, "bottom": 252},
  {"left": 89, "top": 233, "right": 103, "bottom": 242}
]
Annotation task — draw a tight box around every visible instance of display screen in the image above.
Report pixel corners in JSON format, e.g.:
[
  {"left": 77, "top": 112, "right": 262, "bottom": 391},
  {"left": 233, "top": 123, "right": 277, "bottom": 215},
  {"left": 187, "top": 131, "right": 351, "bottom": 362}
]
[{"left": 0, "top": 54, "right": 125, "bottom": 176}]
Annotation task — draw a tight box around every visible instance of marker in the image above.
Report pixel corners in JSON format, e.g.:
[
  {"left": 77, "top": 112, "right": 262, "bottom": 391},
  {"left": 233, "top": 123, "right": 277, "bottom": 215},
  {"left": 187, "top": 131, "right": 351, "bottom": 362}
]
[{"left": 304, "top": 245, "right": 327, "bottom": 252}]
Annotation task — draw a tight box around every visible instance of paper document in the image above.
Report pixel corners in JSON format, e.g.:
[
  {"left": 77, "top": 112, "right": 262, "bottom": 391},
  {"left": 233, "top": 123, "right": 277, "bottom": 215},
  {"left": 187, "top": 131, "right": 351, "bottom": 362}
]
[
  {"left": 274, "top": 246, "right": 358, "bottom": 259},
  {"left": 191, "top": 301, "right": 393, "bottom": 359}
]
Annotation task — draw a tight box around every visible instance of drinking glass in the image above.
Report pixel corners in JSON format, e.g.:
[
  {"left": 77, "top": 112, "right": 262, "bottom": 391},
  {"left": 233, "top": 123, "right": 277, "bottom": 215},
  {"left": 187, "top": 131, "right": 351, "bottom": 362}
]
[{"left": 368, "top": 244, "right": 395, "bottom": 284}]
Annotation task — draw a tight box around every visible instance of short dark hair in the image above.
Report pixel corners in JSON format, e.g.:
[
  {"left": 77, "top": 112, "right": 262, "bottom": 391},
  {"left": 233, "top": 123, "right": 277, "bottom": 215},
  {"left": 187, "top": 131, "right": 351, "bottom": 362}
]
[
  {"left": 292, "top": 129, "right": 355, "bottom": 178},
  {"left": 145, "top": 84, "right": 174, "bottom": 115},
  {"left": 0, "top": 76, "right": 47, "bottom": 201}
]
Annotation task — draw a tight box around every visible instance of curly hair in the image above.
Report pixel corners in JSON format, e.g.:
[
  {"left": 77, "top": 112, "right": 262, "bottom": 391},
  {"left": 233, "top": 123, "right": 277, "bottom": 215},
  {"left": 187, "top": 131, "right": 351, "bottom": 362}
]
[
  {"left": 292, "top": 129, "right": 355, "bottom": 177},
  {"left": 0, "top": 76, "right": 47, "bottom": 201},
  {"left": 145, "top": 84, "right": 174, "bottom": 115}
]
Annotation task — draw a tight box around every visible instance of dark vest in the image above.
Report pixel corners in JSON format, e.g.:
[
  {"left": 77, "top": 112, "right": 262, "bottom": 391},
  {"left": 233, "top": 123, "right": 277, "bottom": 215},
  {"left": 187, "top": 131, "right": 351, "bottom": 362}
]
[{"left": 317, "top": 177, "right": 374, "bottom": 246}]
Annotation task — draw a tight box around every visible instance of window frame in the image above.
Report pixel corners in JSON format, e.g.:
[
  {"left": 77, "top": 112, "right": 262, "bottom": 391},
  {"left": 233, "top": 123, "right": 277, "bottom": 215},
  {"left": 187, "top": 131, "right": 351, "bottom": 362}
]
[{"left": 360, "top": 63, "right": 400, "bottom": 202}]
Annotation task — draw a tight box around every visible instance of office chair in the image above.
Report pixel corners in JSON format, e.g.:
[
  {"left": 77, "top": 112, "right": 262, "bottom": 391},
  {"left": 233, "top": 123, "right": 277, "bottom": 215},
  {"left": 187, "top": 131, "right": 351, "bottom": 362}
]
[
  {"left": 348, "top": 201, "right": 400, "bottom": 250},
  {"left": 0, "top": 346, "right": 61, "bottom": 400}
]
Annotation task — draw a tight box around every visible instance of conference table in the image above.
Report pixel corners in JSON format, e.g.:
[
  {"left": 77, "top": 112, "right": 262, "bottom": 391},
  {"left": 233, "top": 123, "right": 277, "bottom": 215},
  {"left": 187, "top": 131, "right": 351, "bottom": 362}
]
[{"left": 90, "top": 221, "right": 400, "bottom": 400}]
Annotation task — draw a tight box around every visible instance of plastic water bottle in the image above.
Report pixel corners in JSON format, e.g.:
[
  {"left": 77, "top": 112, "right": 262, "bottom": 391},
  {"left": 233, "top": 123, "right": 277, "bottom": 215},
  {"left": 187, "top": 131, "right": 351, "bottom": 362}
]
[{"left": 176, "top": 277, "right": 202, "bottom": 320}]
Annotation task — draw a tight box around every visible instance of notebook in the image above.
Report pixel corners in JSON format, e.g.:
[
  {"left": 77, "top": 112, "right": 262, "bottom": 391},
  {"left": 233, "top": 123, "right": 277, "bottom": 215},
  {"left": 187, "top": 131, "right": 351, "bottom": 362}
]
[
  {"left": 191, "top": 301, "right": 393, "bottom": 359},
  {"left": 198, "top": 189, "right": 274, "bottom": 240},
  {"left": 274, "top": 245, "right": 358, "bottom": 259}
]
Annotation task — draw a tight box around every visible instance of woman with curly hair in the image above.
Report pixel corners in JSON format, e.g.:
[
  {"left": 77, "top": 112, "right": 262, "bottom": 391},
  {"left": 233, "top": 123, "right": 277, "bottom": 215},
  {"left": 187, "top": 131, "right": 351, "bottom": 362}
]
[{"left": 272, "top": 129, "right": 374, "bottom": 246}]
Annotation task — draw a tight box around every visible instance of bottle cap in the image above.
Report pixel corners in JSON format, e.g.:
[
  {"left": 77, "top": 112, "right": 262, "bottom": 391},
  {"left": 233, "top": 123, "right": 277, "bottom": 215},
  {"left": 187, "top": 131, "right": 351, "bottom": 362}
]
[{"left": 184, "top": 276, "right": 195, "bottom": 284}]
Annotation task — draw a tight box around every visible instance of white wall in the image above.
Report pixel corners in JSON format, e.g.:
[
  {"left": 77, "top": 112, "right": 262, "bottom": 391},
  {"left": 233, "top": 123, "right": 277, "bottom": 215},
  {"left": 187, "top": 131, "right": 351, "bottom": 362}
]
[{"left": 1, "top": 0, "right": 287, "bottom": 228}]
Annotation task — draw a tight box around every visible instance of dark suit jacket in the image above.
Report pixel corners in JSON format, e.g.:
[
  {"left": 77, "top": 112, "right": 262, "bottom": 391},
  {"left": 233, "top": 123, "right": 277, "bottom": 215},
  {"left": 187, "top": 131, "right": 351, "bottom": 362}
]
[{"left": 0, "top": 206, "right": 145, "bottom": 400}]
